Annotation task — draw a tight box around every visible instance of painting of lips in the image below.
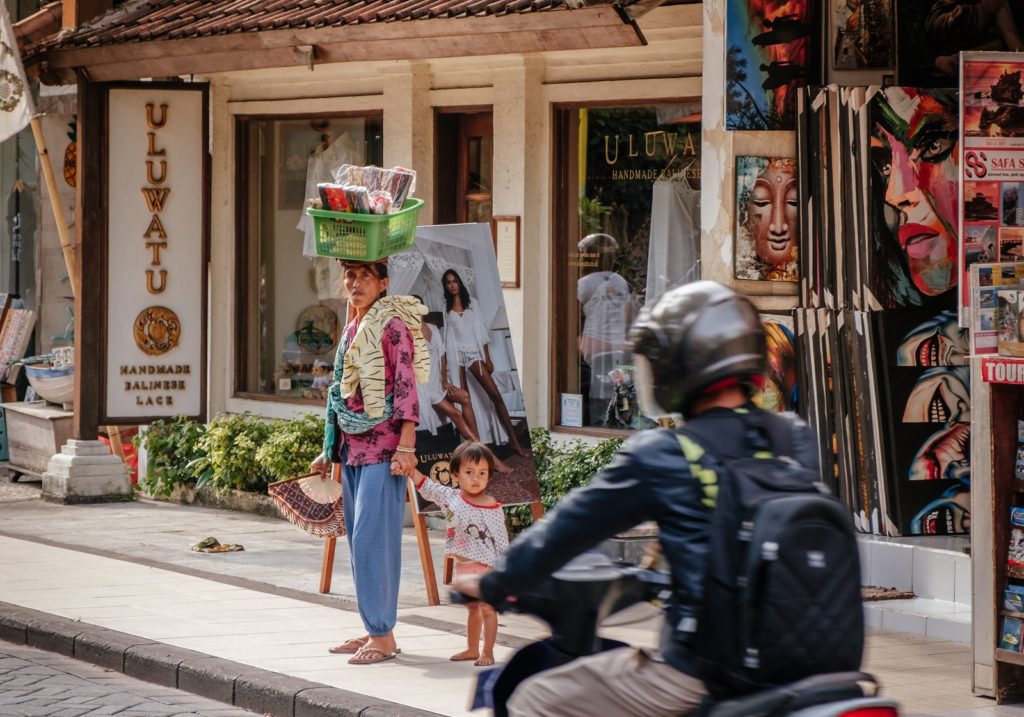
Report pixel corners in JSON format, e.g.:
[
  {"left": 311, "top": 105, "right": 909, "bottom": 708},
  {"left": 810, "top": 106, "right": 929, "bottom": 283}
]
[{"left": 875, "top": 308, "right": 971, "bottom": 534}]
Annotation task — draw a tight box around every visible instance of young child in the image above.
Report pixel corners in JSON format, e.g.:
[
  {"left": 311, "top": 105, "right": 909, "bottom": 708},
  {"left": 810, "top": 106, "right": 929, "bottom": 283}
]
[{"left": 409, "top": 441, "right": 510, "bottom": 666}]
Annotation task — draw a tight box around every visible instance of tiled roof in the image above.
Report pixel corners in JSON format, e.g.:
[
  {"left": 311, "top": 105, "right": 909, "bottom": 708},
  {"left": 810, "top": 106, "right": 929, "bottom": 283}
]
[{"left": 32, "top": 0, "right": 647, "bottom": 52}]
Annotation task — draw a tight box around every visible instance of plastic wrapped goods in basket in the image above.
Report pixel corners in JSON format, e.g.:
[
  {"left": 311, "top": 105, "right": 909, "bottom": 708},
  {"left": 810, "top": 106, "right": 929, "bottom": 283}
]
[{"left": 306, "top": 198, "right": 424, "bottom": 262}]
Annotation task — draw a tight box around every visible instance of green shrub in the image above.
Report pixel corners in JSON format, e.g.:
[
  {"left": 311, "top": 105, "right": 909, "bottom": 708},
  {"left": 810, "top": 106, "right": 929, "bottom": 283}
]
[
  {"left": 255, "top": 413, "right": 326, "bottom": 482},
  {"left": 188, "top": 413, "right": 274, "bottom": 493},
  {"left": 506, "top": 428, "right": 623, "bottom": 535},
  {"left": 135, "top": 415, "right": 206, "bottom": 497}
]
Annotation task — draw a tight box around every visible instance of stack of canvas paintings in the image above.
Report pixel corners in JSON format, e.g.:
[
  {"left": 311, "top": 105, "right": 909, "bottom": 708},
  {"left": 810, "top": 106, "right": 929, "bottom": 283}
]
[{"left": 795, "top": 84, "right": 967, "bottom": 536}]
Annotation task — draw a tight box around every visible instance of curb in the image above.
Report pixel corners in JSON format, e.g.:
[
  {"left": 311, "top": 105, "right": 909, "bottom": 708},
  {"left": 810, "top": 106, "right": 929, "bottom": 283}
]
[{"left": 0, "top": 601, "right": 443, "bottom": 717}]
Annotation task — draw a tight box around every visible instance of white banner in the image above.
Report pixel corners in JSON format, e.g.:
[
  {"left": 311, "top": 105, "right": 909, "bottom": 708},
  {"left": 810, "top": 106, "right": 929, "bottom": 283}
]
[{"left": 0, "top": 5, "right": 34, "bottom": 144}]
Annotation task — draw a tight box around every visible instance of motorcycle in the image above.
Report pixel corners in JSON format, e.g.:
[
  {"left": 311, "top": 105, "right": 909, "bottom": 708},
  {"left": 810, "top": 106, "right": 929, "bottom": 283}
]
[{"left": 454, "top": 551, "right": 900, "bottom": 717}]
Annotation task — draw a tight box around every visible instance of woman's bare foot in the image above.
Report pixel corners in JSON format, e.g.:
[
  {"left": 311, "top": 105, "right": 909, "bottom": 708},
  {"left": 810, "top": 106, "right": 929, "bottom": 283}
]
[
  {"left": 513, "top": 443, "right": 530, "bottom": 458},
  {"left": 493, "top": 457, "right": 514, "bottom": 474},
  {"left": 450, "top": 649, "right": 480, "bottom": 662},
  {"left": 365, "top": 635, "right": 397, "bottom": 657},
  {"left": 475, "top": 652, "right": 495, "bottom": 667}
]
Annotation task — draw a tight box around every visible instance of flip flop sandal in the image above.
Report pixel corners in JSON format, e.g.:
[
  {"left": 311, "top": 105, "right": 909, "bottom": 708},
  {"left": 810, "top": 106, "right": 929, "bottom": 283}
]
[
  {"left": 348, "top": 646, "right": 398, "bottom": 665},
  {"left": 328, "top": 637, "right": 369, "bottom": 654}
]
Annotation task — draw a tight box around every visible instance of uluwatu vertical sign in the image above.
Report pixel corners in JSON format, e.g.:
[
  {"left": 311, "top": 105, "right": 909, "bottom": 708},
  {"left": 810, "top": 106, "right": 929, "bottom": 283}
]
[{"left": 104, "top": 85, "right": 207, "bottom": 422}]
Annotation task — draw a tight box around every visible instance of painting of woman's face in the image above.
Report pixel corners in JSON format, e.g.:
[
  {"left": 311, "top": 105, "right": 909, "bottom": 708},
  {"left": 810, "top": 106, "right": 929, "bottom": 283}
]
[{"left": 871, "top": 88, "right": 959, "bottom": 297}]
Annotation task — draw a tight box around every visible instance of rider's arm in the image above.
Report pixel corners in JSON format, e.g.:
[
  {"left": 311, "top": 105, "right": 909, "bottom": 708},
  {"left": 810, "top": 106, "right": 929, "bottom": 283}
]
[{"left": 479, "top": 429, "right": 693, "bottom": 606}]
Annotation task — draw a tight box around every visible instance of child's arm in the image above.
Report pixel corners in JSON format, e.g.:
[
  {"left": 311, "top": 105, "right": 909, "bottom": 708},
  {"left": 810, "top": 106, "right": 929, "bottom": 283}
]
[{"left": 412, "top": 469, "right": 455, "bottom": 509}]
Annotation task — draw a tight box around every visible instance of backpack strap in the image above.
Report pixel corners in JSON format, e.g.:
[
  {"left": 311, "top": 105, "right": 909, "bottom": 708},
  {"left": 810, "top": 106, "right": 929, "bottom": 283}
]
[{"left": 681, "top": 409, "right": 795, "bottom": 460}]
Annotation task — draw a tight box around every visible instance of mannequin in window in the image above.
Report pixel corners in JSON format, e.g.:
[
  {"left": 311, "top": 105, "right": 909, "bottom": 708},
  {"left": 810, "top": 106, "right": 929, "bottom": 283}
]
[{"left": 576, "top": 233, "right": 637, "bottom": 426}]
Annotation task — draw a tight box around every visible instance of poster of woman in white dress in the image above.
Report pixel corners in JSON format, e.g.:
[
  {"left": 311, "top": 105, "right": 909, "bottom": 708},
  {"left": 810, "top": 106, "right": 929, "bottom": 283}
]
[{"left": 389, "top": 224, "right": 541, "bottom": 511}]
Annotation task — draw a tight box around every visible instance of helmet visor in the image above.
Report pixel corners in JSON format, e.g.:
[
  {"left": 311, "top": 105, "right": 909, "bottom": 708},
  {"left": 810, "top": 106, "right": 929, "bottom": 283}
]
[{"left": 634, "top": 355, "right": 671, "bottom": 420}]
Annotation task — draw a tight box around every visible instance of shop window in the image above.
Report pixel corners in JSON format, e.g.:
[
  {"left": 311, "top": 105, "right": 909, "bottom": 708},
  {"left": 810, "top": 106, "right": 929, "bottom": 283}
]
[
  {"left": 235, "top": 115, "right": 383, "bottom": 402},
  {"left": 552, "top": 103, "right": 701, "bottom": 432}
]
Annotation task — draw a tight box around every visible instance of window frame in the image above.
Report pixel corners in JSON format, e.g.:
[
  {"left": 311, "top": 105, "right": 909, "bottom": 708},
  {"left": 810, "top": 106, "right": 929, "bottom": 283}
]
[
  {"left": 232, "top": 110, "right": 384, "bottom": 405},
  {"left": 549, "top": 98, "right": 700, "bottom": 436}
]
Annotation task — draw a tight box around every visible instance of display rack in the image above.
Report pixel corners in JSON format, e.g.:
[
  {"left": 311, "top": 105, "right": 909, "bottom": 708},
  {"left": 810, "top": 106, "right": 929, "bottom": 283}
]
[{"left": 973, "top": 356, "right": 1024, "bottom": 701}]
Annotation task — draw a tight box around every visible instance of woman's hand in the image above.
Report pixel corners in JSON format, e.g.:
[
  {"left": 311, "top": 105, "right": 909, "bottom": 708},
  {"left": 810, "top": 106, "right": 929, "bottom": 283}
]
[
  {"left": 310, "top": 453, "right": 327, "bottom": 479},
  {"left": 485, "top": 357, "right": 494, "bottom": 374},
  {"left": 391, "top": 449, "right": 417, "bottom": 478}
]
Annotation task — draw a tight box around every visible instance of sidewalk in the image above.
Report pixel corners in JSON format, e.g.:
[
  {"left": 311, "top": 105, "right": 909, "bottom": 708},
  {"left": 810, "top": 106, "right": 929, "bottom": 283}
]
[{"left": 0, "top": 477, "right": 1014, "bottom": 717}]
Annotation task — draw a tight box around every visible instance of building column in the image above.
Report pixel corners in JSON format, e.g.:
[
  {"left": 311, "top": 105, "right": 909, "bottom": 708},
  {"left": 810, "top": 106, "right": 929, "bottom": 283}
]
[
  {"left": 493, "top": 56, "right": 545, "bottom": 427},
  {"left": 700, "top": 0, "right": 796, "bottom": 308},
  {"left": 381, "top": 62, "right": 433, "bottom": 223}
]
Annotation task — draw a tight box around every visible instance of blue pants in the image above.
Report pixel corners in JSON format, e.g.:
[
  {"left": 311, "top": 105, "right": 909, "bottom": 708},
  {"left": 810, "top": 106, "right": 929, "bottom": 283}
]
[{"left": 341, "top": 459, "right": 406, "bottom": 636}]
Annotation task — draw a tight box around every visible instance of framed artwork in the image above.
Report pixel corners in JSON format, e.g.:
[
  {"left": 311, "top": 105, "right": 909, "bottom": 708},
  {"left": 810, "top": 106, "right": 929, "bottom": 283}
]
[
  {"left": 726, "top": 0, "right": 819, "bottom": 130},
  {"left": 832, "top": 0, "right": 894, "bottom": 70},
  {"left": 0, "top": 309, "right": 35, "bottom": 384},
  {"left": 491, "top": 216, "right": 521, "bottom": 288},
  {"left": 278, "top": 123, "right": 324, "bottom": 210},
  {"left": 734, "top": 156, "right": 799, "bottom": 282}
]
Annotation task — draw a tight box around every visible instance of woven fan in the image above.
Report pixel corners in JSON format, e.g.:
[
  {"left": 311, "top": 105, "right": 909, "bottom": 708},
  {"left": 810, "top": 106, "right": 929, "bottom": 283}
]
[{"left": 268, "top": 473, "right": 345, "bottom": 538}]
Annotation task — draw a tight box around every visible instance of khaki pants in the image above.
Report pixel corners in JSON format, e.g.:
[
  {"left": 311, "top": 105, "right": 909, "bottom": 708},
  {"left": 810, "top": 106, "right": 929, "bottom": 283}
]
[{"left": 507, "top": 647, "right": 707, "bottom": 717}]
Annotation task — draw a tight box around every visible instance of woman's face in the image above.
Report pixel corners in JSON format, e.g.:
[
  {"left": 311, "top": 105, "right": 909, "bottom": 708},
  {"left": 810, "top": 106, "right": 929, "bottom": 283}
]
[
  {"left": 342, "top": 264, "right": 387, "bottom": 311},
  {"left": 872, "top": 90, "right": 959, "bottom": 296},
  {"left": 748, "top": 161, "right": 799, "bottom": 268},
  {"left": 444, "top": 273, "right": 460, "bottom": 296}
]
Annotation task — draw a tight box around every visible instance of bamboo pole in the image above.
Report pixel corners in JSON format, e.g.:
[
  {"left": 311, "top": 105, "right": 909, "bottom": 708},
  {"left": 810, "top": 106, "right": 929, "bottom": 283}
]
[
  {"left": 29, "top": 113, "right": 128, "bottom": 462},
  {"left": 29, "top": 115, "right": 77, "bottom": 298}
]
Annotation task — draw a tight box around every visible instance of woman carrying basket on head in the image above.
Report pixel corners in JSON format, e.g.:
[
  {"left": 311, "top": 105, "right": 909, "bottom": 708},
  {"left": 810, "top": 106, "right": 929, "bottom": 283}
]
[{"left": 310, "top": 258, "right": 429, "bottom": 665}]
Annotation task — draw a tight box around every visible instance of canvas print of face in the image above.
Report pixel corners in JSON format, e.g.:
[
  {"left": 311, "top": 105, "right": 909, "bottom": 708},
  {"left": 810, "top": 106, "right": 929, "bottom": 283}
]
[
  {"left": 868, "top": 87, "right": 960, "bottom": 309},
  {"left": 735, "top": 157, "right": 799, "bottom": 281},
  {"left": 726, "top": 0, "right": 817, "bottom": 130},
  {"left": 388, "top": 224, "right": 542, "bottom": 513},
  {"left": 832, "top": 0, "right": 894, "bottom": 70}
]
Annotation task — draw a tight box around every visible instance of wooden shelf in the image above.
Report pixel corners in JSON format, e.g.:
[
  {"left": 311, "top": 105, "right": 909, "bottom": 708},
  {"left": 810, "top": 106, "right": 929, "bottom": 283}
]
[
  {"left": 997, "top": 648, "right": 1024, "bottom": 667},
  {"left": 1008, "top": 567, "right": 1024, "bottom": 581},
  {"left": 1002, "top": 610, "right": 1024, "bottom": 619}
]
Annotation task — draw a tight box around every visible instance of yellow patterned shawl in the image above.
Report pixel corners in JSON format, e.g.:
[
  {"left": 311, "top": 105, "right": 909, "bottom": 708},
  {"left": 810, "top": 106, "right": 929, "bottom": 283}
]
[{"left": 339, "top": 295, "right": 430, "bottom": 418}]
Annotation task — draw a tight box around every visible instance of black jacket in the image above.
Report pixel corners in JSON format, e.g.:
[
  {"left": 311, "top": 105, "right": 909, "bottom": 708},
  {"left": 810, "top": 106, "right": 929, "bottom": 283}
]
[{"left": 479, "top": 405, "right": 820, "bottom": 676}]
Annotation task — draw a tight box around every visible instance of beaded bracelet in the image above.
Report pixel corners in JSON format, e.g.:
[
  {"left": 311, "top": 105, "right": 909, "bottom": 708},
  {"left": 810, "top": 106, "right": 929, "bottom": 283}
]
[{"left": 395, "top": 445, "right": 417, "bottom": 454}]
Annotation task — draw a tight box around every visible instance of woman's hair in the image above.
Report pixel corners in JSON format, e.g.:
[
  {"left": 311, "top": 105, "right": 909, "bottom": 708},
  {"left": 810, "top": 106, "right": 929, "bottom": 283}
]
[
  {"left": 449, "top": 440, "right": 496, "bottom": 474},
  {"left": 336, "top": 260, "right": 388, "bottom": 297},
  {"left": 442, "top": 269, "right": 471, "bottom": 312}
]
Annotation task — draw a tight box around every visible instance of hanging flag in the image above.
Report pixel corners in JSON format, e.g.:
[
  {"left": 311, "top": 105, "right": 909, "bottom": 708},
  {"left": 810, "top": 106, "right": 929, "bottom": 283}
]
[{"left": 0, "top": 5, "right": 33, "bottom": 144}]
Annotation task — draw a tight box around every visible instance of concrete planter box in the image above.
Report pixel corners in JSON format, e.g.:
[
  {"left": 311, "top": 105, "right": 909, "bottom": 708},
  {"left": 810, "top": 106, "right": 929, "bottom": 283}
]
[{"left": 147, "top": 485, "right": 282, "bottom": 519}]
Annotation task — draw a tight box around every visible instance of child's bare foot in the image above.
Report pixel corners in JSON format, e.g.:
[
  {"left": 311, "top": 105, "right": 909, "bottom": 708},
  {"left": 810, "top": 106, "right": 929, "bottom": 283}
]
[
  {"left": 450, "top": 649, "right": 479, "bottom": 662},
  {"left": 475, "top": 652, "right": 495, "bottom": 667}
]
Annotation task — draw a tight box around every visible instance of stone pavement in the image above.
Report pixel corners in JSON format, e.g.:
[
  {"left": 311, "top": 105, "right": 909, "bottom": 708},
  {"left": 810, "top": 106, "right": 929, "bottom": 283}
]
[
  {"left": 0, "top": 475, "right": 1019, "bottom": 717},
  {"left": 0, "top": 641, "right": 262, "bottom": 717}
]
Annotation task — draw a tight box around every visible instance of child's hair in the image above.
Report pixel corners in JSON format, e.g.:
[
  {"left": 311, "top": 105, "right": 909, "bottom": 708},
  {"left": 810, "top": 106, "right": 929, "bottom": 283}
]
[{"left": 449, "top": 441, "right": 496, "bottom": 474}]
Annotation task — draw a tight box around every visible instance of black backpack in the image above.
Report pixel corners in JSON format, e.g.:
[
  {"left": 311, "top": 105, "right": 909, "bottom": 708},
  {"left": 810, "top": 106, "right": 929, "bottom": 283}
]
[{"left": 676, "top": 411, "right": 864, "bottom": 697}]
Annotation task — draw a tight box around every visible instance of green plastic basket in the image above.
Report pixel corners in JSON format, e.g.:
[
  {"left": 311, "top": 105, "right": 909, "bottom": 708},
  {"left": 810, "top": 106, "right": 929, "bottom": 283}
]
[{"left": 306, "top": 198, "right": 424, "bottom": 261}]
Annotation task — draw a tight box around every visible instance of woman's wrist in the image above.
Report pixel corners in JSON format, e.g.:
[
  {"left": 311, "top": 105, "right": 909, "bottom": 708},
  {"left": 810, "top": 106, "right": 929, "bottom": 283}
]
[{"left": 395, "top": 445, "right": 417, "bottom": 454}]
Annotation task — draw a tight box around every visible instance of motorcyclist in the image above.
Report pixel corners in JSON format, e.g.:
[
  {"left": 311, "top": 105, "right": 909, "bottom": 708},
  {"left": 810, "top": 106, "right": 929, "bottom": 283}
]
[{"left": 453, "top": 281, "right": 820, "bottom": 717}]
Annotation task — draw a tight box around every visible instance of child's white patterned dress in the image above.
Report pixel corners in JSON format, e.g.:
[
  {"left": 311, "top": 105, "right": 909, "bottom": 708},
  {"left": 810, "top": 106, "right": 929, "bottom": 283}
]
[{"left": 415, "top": 477, "right": 510, "bottom": 566}]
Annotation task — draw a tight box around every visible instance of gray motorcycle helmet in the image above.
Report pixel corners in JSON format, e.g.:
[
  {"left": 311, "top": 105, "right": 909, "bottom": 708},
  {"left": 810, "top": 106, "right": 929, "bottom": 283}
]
[{"left": 629, "top": 281, "right": 767, "bottom": 418}]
